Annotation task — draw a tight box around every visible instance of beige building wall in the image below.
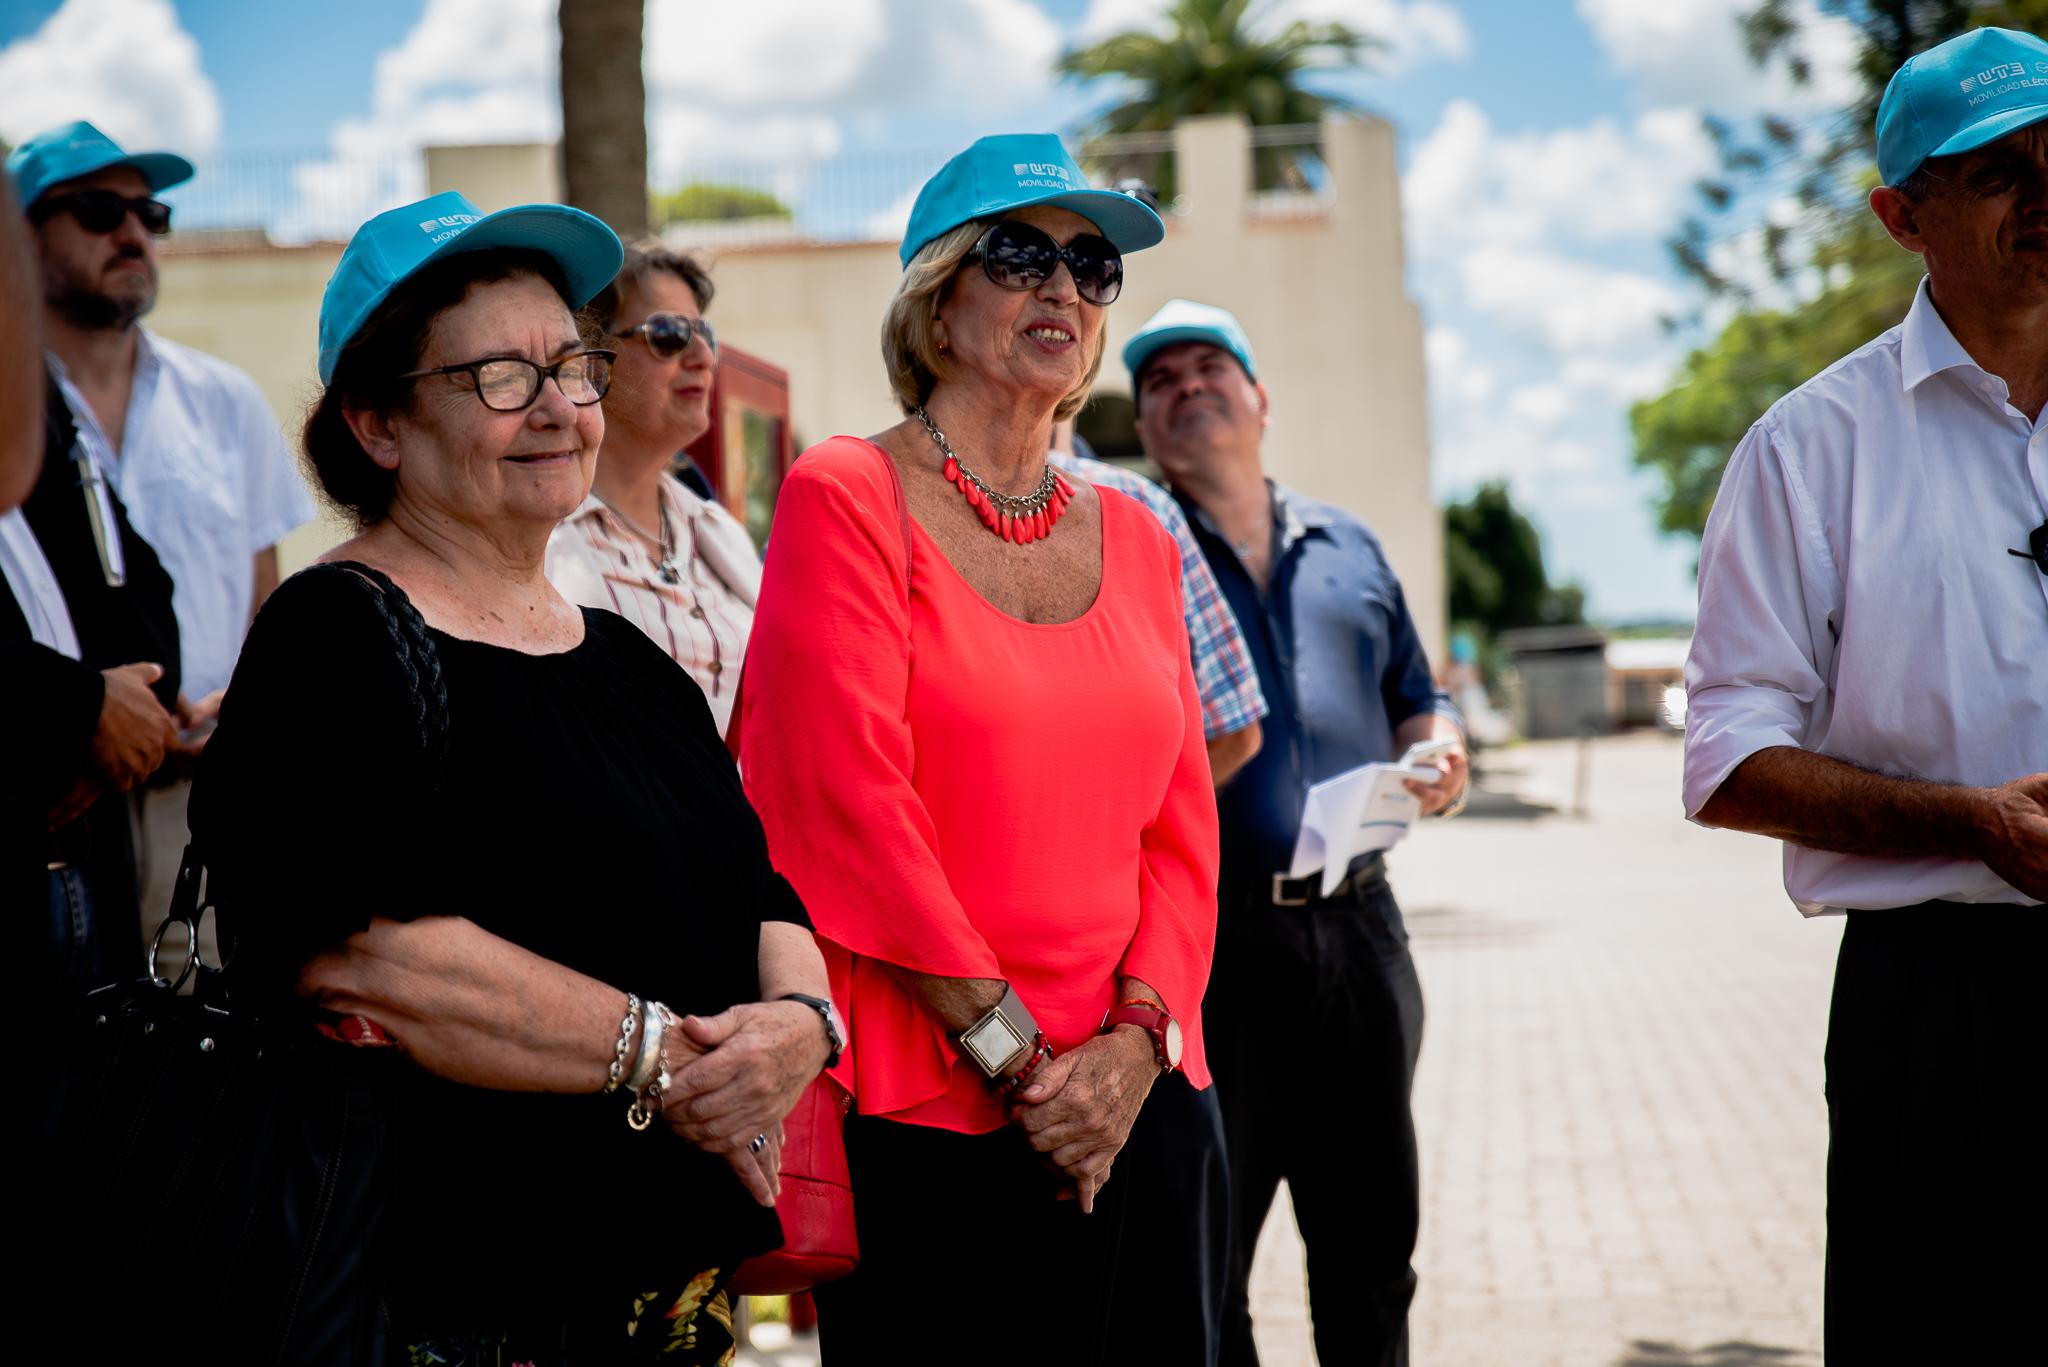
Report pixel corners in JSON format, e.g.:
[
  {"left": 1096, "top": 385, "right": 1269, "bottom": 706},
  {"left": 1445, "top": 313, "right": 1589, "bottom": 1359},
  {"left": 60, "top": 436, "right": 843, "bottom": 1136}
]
[{"left": 149, "top": 116, "right": 1440, "bottom": 658}]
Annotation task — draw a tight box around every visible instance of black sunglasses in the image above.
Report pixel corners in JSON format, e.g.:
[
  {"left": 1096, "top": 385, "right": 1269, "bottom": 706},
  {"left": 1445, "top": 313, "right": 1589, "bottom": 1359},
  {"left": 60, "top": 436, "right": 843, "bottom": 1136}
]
[
  {"left": 398, "top": 350, "right": 615, "bottom": 412},
  {"left": 32, "top": 189, "right": 173, "bottom": 236},
  {"left": 966, "top": 221, "right": 1125, "bottom": 306},
  {"left": 2007, "top": 520, "right": 2048, "bottom": 576},
  {"left": 613, "top": 312, "right": 717, "bottom": 358}
]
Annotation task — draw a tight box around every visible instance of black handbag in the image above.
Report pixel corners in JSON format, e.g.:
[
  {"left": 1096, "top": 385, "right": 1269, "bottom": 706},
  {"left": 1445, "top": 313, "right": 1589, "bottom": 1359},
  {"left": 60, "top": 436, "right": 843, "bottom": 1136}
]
[{"left": 44, "top": 562, "right": 445, "bottom": 1363}]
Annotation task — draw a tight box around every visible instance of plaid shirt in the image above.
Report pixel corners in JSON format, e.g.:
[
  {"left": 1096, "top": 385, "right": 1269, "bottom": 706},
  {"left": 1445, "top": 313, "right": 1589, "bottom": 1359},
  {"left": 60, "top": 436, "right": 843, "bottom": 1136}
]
[{"left": 1052, "top": 450, "right": 1267, "bottom": 741}]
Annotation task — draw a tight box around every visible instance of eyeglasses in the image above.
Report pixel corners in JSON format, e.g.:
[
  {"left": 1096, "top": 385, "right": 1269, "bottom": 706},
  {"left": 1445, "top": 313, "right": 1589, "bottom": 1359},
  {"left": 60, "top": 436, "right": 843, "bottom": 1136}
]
[
  {"left": 398, "top": 350, "right": 616, "bottom": 412},
  {"left": 2007, "top": 520, "right": 2048, "bottom": 575},
  {"left": 31, "top": 189, "right": 173, "bottom": 236},
  {"left": 965, "top": 221, "right": 1125, "bottom": 306},
  {"left": 613, "top": 312, "right": 717, "bottom": 358}
]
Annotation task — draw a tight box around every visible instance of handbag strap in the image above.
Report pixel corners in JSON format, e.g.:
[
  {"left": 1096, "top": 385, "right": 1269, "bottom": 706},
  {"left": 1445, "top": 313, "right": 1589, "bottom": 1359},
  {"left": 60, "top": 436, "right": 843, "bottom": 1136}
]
[
  {"left": 164, "top": 562, "right": 451, "bottom": 976},
  {"left": 319, "top": 560, "right": 450, "bottom": 787}
]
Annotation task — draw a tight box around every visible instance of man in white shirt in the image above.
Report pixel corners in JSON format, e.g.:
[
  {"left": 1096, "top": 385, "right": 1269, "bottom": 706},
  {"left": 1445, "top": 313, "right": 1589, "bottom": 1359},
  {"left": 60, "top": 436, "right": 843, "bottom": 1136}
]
[
  {"left": 1683, "top": 28, "right": 2046, "bottom": 1362},
  {"left": 9, "top": 121, "right": 316, "bottom": 950}
]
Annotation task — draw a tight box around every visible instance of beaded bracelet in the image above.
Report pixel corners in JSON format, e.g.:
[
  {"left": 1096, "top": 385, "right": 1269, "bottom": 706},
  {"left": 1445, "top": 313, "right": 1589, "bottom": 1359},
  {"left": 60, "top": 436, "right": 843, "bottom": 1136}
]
[
  {"left": 627, "top": 1001, "right": 673, "bottom": 1132},
  {"left": 602, "top": 994, "right": 642, "bottom": 1095}
]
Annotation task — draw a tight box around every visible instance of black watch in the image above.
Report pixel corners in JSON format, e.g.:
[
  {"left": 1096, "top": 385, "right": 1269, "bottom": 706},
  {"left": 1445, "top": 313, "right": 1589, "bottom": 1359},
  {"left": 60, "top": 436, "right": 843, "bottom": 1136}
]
[{"left": 778, "top": 993, "right": 845, "bottom": 1071}]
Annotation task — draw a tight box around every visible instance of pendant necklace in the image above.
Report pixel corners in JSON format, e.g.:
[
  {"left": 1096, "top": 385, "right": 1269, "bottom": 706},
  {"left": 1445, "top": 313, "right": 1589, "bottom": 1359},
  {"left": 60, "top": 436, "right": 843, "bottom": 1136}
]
[
  {"left": 598, "top": 494, "right": 683, "bottom": 583},
  {"left": 913, "top": 406, "right": 1073, "bottom": 544}
]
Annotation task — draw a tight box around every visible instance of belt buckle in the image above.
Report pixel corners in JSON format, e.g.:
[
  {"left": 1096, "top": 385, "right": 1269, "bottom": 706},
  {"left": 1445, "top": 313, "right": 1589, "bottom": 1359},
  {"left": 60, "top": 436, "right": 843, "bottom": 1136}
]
[{"left": 1271, "top": 874, "right": 1310, "bottom": 907}]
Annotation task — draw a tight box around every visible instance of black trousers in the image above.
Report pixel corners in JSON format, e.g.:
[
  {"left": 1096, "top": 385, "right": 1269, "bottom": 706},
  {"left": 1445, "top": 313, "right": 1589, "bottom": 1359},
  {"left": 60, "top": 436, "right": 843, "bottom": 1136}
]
[
  {"left": 1209, "top": 871, "right": 1424, "bottom": 1367},
  {"left": 815, "top": 1113, "right": 1132, "bottom": 1366},
  {"left": 1106, "top": 1071, "right": 1232, "bottom": 1366},
  {"left": 1824, "top": 904, "right": 2043, "bottom": 1365}
]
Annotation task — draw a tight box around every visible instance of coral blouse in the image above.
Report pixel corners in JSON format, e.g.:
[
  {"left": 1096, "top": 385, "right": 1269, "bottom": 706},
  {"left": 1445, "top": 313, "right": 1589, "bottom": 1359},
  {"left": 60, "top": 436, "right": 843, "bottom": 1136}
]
[{"left": 739, "top": 437, "right": 1220, "bottom": 1134}]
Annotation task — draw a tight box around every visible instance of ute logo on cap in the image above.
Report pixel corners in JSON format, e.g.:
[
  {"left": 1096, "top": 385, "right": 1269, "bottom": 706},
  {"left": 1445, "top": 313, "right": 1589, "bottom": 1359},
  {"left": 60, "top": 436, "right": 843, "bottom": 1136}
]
[
  {"left": 1011, "top": 161, "right": 1075, "bottom": 190},
  {"left": 418, "top": 212, "right": 481, "bottom": 244},
  {"left": 1962, "top": 62, "right": 2030, "bottom": 91}
]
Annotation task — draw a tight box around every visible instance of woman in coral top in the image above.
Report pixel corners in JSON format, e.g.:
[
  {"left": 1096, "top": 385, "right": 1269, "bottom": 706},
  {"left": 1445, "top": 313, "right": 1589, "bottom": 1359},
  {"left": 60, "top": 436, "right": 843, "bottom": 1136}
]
[{"left": 738, "top": 134, "right": 1219, "bottom": 1362}]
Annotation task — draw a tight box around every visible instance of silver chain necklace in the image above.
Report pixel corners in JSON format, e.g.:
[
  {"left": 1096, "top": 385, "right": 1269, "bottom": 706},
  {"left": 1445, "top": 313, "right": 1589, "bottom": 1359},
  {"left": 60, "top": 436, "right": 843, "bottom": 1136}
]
[
  {"left": 596, "top": 494, "right": 682, "bottom": 584},
  {"left": 913, "top": 407, "right": 1060, "bottom": 518}
]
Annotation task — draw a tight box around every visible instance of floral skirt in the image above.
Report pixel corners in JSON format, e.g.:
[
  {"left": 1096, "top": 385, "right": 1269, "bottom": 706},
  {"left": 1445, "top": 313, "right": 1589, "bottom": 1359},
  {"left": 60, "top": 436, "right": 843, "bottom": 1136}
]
[{"left": 402, "top": 1267, "right": 737, "bottom": 1366}]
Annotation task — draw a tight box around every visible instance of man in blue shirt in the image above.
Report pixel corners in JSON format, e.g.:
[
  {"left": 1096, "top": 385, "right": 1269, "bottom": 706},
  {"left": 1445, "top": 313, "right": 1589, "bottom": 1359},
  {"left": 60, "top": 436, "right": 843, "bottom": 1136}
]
[{"left": 1128, "top": 300, "right": 1468, "bottom": 1367}]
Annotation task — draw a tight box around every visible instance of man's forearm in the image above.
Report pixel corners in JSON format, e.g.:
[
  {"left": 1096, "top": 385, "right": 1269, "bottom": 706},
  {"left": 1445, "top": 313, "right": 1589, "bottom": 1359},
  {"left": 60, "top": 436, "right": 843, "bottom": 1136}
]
[
  {"left": 1205, "top": 719, "right": 1260, "bottom": 787},
  {"left": 1697, "top": 745, "right": 1993, "bottom": 860}
]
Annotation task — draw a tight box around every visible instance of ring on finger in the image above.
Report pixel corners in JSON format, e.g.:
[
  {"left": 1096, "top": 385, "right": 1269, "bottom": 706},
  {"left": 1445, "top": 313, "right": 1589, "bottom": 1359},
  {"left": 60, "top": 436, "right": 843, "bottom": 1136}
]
[{"left": 749, "top": 1132, "right": 769, "bottom": 1155}]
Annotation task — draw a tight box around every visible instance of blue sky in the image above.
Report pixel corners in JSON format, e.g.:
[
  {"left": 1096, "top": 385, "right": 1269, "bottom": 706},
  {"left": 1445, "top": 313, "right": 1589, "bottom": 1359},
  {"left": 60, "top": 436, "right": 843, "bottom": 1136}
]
[{"left": 0, "top": 0, "right": 1871, "bottom": 622}]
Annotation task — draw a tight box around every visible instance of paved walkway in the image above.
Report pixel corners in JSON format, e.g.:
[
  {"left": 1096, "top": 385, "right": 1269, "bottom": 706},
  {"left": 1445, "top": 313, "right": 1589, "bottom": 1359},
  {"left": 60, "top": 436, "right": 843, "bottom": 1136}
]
[
  {"left": 1248, "top": 733, "right": 1837, "bottom": 1366},
  {"left": 742, "top": 734, "right": 1840, "bottom": 1364}
]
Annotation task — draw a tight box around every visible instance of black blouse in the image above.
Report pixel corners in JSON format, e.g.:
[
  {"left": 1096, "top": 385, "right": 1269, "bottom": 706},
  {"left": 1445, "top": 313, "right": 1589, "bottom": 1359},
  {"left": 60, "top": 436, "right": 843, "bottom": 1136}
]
[{"left": 190, "top": 565, "right": 806, "bottom": 1319}]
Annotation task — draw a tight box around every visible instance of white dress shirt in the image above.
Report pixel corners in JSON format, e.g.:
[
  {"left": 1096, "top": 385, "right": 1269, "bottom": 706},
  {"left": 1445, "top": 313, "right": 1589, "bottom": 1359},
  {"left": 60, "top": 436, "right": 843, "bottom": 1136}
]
[
  {"left": 53, "top": 329, "right": 316, "bottom": 700},
  {"left": 1684, "top": 278, "right": 2048, "bottom": 914},
  {"left": 545, "top": 474, "right": 760, "bottom": 738},
  {"left": 0, "top": 508, "right": 82, "bottom": 659}
]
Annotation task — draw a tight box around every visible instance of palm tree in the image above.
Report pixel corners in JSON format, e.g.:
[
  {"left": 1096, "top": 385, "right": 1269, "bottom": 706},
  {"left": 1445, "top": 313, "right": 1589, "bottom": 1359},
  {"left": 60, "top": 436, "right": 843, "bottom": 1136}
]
[
  {"left": 1057, "top": 0, "right": 1378, "bottom": 192},
  {"left": 559, "top": 0, "right": 650, "bottom": 239}
]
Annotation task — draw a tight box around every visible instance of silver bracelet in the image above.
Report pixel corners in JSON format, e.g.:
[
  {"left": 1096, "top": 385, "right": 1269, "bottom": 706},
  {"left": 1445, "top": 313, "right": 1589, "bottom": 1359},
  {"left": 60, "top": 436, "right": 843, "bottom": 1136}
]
[
  {"left": 624, "top": 997, "right": 667, "bottom": 1092},
  {"left": 602, "top": 994, "right": 642, "bottom": 1094},
  {"left": 627, "top": 1001, "right": 673, "bottom": 1132}
]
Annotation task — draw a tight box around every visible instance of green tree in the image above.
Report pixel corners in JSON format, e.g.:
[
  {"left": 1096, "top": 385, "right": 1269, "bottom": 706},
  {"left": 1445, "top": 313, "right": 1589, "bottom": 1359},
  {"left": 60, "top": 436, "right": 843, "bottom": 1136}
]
[
  {"left": 1636, "top": 0, "right": 2048, "bottom": 538},
  {"left": 1444, "top": 483, "right": 1587, "bottom": 637},
  {"left": 1633, "top": 197, "right": 1922, "bottom": 538},
  {"left": 1056, "top": 0, "right": 1378, "bottom": 192},
  {"left": 655, "top": 183, "right": 793, "bottom": 224}
]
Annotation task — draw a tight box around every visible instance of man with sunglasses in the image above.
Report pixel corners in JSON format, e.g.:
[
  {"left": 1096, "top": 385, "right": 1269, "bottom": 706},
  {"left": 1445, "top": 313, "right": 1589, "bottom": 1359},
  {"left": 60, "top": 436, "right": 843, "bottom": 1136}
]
[
  {"left": 1683, "top": 28, "right": 2047, "bottom": 1362},
  {"left": 8, "top": 121, "right": 315, "bottom": 965},
  {"left": 1129, "top": 299, "right": 1468, "bottom": 1367}
]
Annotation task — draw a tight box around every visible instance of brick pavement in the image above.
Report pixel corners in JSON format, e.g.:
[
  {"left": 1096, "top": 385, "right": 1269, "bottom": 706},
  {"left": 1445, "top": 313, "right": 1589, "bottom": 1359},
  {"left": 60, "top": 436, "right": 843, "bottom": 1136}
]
[
  {"left": 741, "top": 733, "right": 1841, "bottom": 1365},
  {"left": 1247, "top": 734, "right": 1839, "bottom": 1367}
]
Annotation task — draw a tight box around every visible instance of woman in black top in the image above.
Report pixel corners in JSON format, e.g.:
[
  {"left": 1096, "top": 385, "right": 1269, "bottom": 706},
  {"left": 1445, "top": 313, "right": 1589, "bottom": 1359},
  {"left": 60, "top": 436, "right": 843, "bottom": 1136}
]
[{"left": 190, "top": 195, "right": 835, "bottom": 1360}]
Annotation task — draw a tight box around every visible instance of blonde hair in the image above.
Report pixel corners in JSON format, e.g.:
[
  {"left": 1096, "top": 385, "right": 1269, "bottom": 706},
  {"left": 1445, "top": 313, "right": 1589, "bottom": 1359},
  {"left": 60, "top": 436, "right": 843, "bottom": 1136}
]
[{"left": 880, "top": 218, "right": 1107, "bottom": 423}]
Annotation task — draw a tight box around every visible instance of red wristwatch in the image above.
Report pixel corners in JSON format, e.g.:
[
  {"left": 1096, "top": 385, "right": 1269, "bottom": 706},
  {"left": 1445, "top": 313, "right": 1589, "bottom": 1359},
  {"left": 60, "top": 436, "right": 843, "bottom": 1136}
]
[{"left": 1102, "top": 1001, "right": 1184, "bottom": 1074}]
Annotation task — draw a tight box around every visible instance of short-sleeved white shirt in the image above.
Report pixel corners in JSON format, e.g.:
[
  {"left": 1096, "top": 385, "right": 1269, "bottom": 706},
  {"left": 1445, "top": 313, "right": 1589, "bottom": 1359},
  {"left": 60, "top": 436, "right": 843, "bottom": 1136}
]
[
  {"left": 53, "top": 329, "right": 316, "bottom": 699},
  {"left": 1683, "top": 277, "right": 2048, "bottom": 914}
]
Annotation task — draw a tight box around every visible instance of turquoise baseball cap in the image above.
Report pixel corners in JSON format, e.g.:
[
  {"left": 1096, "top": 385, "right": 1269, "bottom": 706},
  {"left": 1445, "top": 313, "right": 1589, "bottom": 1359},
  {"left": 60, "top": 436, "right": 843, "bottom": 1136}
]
[
  {"left": 317, "top": 190, "right": 624, "bottom": 384},
  {"left": 899, "top": 132, "right": 1164, "bottom": 268},
  {"left": 1122, "top": 299, "right": 1259, "bottom": 385},
  {"left": 1876, "top": 26, "right": 2048, "bottom": 185},
  {"left": 6, "top": 119, "right": 195, "bottom": 211}
]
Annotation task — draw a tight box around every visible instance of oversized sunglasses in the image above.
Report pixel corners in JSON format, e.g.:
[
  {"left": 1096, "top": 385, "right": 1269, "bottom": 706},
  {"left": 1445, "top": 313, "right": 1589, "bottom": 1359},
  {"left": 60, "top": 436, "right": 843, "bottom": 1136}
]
[
  {"left": 966, "top": 221, "right": 1125, "bottom": 306},
  {"left": 32, "top": 189, "right": 173, "bottom": 236},
  {"left": 613, "top": 312, "right": 717, "bottom": 358},
  {"left": 399, "top": 350, "right": 616, "bottom": 412}
]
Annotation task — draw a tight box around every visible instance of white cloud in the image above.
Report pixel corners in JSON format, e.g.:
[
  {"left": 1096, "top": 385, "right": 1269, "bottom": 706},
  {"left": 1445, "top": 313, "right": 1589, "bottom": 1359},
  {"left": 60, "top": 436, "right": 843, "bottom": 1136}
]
[
  {"left": 0, "top": 0, "right": 221, "bottom": 157},
  {"left": 1406, "top": 99, "right": 1716, "bottom": 251},
  {"left": 1461, "top": 243, "right": 1682, "bottom": 354},
  {"left": 1073, "top": 0, "right": 1470, "bottom": 74},
  {"left": 288, "top": 0, "right": 1064, "bottom": 236},
  {"left": 1576, "top": 0, "right": 1862, "bottom": 116},
  {"left": 1507, "top": 382, "right": 1574, "bottom": 430}
]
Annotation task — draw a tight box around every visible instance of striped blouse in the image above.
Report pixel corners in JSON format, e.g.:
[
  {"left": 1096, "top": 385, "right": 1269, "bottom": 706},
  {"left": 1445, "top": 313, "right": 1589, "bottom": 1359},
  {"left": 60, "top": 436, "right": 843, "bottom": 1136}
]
[{"left": 545, "top": 475, "right": 760, "bottom": 737}]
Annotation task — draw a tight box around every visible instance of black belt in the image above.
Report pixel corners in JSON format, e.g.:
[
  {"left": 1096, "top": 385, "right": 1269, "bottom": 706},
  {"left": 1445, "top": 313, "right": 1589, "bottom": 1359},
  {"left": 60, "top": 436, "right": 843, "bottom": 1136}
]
[{"left": 1258, "top": 854, "right": 1387, "bottom": 908}]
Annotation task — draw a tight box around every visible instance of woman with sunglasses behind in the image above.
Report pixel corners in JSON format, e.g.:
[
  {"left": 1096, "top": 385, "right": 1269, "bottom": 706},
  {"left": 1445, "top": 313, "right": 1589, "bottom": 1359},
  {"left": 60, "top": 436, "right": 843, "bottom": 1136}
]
[
  {"left": 546, "top": 244, "right": 763, "bottom": 738},
  {"left": 186, "top": 193, "right": 836, "bottom": 1361},
  {"left": 737, "top": 135, "right": 1220, "bottom": 1363}
]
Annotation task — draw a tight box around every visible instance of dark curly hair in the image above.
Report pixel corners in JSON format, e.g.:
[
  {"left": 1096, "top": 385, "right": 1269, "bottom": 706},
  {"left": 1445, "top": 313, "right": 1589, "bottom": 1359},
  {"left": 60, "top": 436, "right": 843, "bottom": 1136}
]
[{"left": 301, "top": 249, "right": 588, "bottom": 527}]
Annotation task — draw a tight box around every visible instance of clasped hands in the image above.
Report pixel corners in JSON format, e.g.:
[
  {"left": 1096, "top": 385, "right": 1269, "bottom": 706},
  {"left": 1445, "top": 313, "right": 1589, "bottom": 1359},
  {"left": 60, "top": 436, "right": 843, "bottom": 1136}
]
[
  {"left": 661, "top": 998, "right": 832, "bottom": 1208},
  {"left": 1009, "top": 1024, "right": 1158, "bottom": 1214}
]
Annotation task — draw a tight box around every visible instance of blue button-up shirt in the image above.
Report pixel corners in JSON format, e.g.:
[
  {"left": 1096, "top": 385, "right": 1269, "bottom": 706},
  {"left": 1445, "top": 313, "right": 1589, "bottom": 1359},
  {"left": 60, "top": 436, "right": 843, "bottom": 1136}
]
[{"left": 1177, "top": 482, "right": 1458, "bottom": 894}]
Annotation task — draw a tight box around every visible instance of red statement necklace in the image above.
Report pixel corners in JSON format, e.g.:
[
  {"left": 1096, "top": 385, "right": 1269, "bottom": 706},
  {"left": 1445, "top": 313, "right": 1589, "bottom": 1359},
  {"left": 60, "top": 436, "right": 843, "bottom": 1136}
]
[{"left": 914, "top": 406, "right": 1074, "bottom": 544}]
